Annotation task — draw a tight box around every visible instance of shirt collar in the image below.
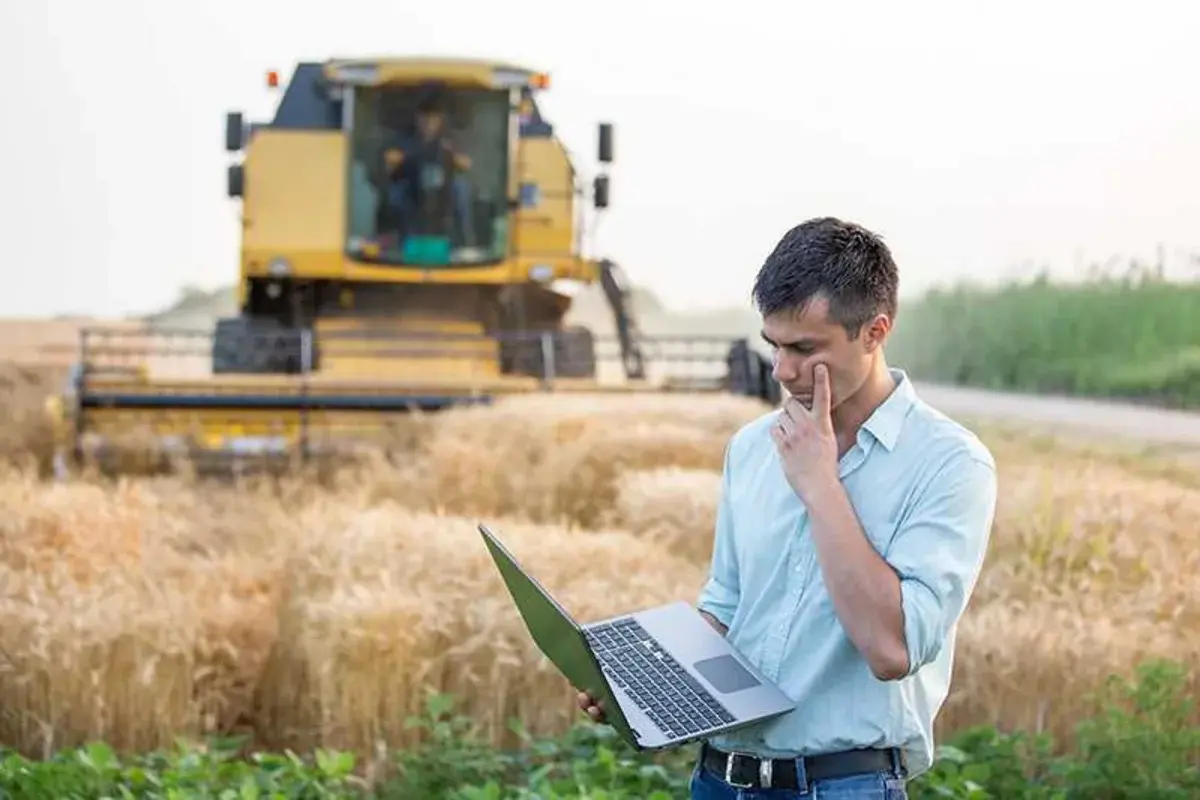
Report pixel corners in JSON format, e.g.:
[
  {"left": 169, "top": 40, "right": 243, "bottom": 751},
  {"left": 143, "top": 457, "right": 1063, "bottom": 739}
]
[{"left": 858, "top": 368, "right": 917, "bottom": 452}]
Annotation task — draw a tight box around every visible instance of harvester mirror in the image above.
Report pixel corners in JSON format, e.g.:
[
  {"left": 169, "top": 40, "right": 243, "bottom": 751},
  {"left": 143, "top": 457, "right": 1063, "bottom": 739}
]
[
  {"left": 593, "top": 174, "right": 609, "bottom": 209},
  {"left": 598, "top": 122, "right": 613, "bottom": 163},
  {"left": 227, "top": 164, "right": 244, "bottom": 198},
  {"left": 226, "top": 111, "right": 245, "bottom": 152}
]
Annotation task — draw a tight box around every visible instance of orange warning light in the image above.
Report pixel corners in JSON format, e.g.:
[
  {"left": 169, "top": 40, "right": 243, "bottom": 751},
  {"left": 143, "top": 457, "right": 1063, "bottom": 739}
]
[{"left": 266, "top": 70, "right": 280, "bottom": 88}]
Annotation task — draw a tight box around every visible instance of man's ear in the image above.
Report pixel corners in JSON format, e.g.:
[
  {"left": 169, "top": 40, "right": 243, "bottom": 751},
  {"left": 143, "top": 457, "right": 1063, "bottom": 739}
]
[{"left": 863, "top": 314, "right": 891, "bottom": 351}]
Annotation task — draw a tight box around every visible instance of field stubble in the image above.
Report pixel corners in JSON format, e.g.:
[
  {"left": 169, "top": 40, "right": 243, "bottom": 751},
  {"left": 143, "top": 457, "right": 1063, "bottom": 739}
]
[{"left": 0, "top": 363, "right": 1197, "bottom": 765}]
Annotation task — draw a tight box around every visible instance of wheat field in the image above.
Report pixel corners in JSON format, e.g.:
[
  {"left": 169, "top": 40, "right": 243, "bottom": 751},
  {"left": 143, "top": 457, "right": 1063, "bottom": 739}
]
[{"left": 0, "top": 362, "right": 1197, "bottom": 762}]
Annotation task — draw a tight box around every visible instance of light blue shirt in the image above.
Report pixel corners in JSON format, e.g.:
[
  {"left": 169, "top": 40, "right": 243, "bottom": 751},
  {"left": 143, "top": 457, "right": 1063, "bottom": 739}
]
[{"left": 696, "top": 368, "right": 997, "bottom": 778}]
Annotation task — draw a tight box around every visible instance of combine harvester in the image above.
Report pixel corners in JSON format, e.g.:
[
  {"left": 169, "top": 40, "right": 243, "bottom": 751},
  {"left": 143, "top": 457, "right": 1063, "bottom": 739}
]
[{"left": 57, "top": 56, "right": 780, "bottom": 472}]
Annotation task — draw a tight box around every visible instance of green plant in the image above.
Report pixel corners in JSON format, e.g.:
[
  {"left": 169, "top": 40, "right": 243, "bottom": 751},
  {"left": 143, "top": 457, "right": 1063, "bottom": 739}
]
[
  {"left": 1, "top": 659, "right": 1195, "bottom": 799},
  {"left": 1051, "top": 659, "right": 1200, "bottom": 798},
  {"left": 385, "top": 692, "right": 695, "bottom": 799},
  {"left": 908, "top": 658, "right": 1200, "bottom": 799},
  {"left": 0, "top": 736, "right": 360, "bottom": 798},
  {"left": 910, "top": 726, "right": 1057, "bottom": 799},
  {"left": 385, "top": 692, "right": 521, "bottom": 798},
  {"left": 887, "top": 277, "right": 1200, "bottom": 408}
]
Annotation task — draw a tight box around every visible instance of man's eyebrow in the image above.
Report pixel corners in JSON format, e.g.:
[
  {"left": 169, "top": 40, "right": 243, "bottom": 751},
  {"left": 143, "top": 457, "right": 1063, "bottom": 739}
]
[{"left": 760, "top": 331, "right": 818, "bottom": 348}]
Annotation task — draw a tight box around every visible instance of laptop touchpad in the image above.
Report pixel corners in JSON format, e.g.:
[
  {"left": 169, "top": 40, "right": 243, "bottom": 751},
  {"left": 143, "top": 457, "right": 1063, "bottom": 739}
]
[{"left": 693, "top": 655, "right": 760, "bottom": 693}]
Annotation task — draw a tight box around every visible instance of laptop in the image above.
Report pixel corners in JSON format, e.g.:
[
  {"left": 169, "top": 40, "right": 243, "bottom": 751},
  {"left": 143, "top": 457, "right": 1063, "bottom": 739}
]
[{"left": 477, "top": 522, "right": 795, "bottom": 751}]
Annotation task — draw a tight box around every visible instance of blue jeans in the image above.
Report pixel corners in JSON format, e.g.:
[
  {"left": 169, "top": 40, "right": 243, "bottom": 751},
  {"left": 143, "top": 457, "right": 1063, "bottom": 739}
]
[
  {"left": 689, "top": 760, "right": 908, "bottom": 799},
  {"left": 385, "top": 175, "right": 473, "bottom": 244}
]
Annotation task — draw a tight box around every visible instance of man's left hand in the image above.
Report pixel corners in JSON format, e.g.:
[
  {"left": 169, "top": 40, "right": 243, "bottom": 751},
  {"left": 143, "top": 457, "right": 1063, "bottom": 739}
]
[
  {"left": 771, "top": 363, "right": 840, "bottom": 505},
  {"left": 441, "top": 140, "right": 471, "bottom": 171}
]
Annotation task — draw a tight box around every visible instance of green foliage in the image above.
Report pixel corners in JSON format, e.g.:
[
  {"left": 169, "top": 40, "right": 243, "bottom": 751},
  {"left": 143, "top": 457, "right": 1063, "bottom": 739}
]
[
  {"left": 0, "top": 736, "right": 360, "bottom": 799},
  {"left": 908, "top": 660, "right": 1200, "bottom": 799},
  {"left": 1054, "top": 660, "right": 1200, "bottom": 798},
  {"left": 1, "top": 661, "right": 1195, "bottom": 799},
  {"left": 384, "top": 692, "right": 696, "bottom": 799},
  {"left": 887, "top": 277, "right": 1200, "bottom": 408}
]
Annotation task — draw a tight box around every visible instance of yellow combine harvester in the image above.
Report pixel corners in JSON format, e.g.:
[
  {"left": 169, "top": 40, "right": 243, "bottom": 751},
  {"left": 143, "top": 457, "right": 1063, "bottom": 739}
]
[{"left": 61, "top": 56, "right": 779, "bottom": 470}]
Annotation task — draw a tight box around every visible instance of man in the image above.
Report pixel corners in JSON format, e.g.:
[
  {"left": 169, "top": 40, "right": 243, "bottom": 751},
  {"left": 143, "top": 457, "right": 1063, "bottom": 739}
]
[
  {"left": 381, "top": 94, "right": 475, "bottom": 247},
  {"left": 577, "top": 217, "right": 997, "bottom": 798}
]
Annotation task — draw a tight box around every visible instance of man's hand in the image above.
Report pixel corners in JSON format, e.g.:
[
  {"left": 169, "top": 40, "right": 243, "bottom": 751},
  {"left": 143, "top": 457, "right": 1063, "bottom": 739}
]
[
  {"left": 577, "top": 689, "right": 606, "bottom": 723},
  {"left": 770, "top": 363, "right": 840, "bottom": 505},
  {"left": 383, "top": 147, "right": 404, "bottom": 169},
  {"left": 441, "top": 140, "right": 472, "bottom": 171}
]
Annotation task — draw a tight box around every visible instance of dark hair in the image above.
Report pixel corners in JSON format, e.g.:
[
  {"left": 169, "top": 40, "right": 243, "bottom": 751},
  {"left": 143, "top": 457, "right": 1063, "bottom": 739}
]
[
  {"left": 751, "top": 217, "right": 898, "bottom": 339},
  {"left": 415, "top": 81, "right": 447, "bottom": 114}
]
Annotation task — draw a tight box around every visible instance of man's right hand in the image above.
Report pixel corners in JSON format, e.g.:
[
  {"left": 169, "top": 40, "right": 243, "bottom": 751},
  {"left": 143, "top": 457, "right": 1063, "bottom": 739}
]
[{"left": 577, "top": 689, "right": 606, "bottom": 723}]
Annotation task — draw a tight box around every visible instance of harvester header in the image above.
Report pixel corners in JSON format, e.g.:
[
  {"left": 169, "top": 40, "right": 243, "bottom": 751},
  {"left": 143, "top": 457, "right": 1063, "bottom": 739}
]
[{"left": 55, "top": 54, "right": 780, "bottom": 473}]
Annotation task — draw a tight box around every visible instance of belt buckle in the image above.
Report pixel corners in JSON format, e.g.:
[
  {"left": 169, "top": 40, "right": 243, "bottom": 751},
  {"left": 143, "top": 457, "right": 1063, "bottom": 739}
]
[{"left": 724, "top": 752, "right": 756, "bottom": 789}]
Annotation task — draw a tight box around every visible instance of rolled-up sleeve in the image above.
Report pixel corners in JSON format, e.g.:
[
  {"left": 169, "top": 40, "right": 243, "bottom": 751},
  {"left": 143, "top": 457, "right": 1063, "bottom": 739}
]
[
  {"left": 697, "top": 442, "right": 740, "bottom": 628},
  {"left": 887, "top": 448, "right": 997, "bottom": 677}
]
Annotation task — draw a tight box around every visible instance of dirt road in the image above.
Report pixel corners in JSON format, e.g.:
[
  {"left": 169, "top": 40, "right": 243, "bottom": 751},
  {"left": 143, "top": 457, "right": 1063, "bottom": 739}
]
[{"left": 914, "top": 381, "right": 1200, "bottom": 447}]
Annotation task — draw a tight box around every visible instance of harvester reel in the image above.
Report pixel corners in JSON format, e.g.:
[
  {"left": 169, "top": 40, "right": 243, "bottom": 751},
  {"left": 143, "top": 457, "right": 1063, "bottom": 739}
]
[
  {"left": 555, "top": 326, "right": 597, "bottom": 379},
  {"left": 212, "top": 316, "right": 310, "bottom": 375},
  {"left": 503, "top": 326, "right": 596, "bottom": 380},
  {"left": 727, "top": 339, "right": 782, "bottom": 405}
]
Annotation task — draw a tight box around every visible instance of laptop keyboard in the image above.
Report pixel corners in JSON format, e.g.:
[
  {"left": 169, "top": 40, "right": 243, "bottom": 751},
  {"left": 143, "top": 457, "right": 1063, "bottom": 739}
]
[{"left": 584, "top": 617, "right": 736, "bottom": 739}]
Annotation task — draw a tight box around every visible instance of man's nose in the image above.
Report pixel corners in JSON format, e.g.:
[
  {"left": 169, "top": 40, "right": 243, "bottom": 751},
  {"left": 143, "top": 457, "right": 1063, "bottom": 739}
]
[{"left": 772, "top": 350, "right": 800, "bottom": 382}]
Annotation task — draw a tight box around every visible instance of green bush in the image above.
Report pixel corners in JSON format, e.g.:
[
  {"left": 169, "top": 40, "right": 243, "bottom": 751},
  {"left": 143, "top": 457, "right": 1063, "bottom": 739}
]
[
  {"left": 887, "top": 276, "right": 1200, "bottom": 408},
  {"left": 0, "top": 739, "right": 361, "bottom": 799},
  {"left": 1, "top": 660, "right": 1196, "bottom": 799}
]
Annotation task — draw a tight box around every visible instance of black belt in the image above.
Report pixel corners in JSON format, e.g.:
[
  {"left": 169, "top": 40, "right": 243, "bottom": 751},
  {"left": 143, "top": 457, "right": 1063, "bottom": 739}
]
[{"left": 700, "top": 742, "right": 905, "bottom": 790}]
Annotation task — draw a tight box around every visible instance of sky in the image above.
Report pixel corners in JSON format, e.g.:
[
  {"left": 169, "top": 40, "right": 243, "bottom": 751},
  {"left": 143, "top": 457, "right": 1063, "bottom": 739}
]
[{"left": 2, "top": 0, "right": 1199, "bottom": 319}]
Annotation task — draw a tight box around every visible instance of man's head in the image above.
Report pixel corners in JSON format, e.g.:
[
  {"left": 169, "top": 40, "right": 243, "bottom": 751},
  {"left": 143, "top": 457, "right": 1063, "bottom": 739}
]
[
  {"left": 752, "top": 217, "right": 899, "bottom": 410},
  {"left": 414, "top": 88, "right": 448, "bottom": 139},
  {"left": 416, "top": 105, "right": 446, "bottom": 139}
]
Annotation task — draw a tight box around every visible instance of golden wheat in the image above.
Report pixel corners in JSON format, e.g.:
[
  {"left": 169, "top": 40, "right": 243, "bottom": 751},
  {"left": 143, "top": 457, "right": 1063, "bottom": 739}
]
[
  {"left": 0, "top": 363, "right": 65, "bottom": 476},
  {"left": 0, "top": 378, "right": 1196, "bottom": 760}
]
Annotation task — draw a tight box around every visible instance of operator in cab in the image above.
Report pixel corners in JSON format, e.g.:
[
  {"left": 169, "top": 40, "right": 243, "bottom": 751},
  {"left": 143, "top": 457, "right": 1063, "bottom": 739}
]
[{"left": 380, "top": 89, "right": 476, "bottom": 249}]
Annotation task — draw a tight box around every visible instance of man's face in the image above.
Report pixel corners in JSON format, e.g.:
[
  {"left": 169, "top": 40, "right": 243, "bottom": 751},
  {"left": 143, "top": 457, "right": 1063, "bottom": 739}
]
[
  {"left": 417, "top": 110, "right": 444, "bottom": 138},
  {"left": 760, "top": 295, "right": 890, "bottom": 410}
]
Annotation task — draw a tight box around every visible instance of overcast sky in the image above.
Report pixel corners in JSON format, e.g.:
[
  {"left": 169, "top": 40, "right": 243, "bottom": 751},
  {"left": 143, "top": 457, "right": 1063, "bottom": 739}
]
[{"left": 3, "top": 0, "right": 1198, "bottom": 319}]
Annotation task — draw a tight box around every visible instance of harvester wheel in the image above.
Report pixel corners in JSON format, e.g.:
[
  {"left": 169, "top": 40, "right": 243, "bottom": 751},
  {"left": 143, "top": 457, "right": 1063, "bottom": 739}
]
[{"left": 212, "top": 316, "right": 308, "bottom": 374}]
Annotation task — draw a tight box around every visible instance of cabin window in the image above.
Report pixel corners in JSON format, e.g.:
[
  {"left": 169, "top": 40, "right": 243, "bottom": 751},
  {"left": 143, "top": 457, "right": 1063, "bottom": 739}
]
[{"left": 346, "top": 85, "right": 511, "bottom": 266}]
